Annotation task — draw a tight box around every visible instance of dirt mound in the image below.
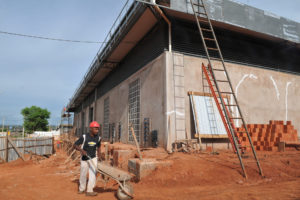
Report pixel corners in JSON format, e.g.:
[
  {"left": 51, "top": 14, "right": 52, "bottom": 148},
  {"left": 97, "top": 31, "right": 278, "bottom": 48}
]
[
  {"left": 134, "top": 150, "right": 300, "bottom": 200},
  {"left": 0, "top": 148, "right": 300, "bottom": 200}
]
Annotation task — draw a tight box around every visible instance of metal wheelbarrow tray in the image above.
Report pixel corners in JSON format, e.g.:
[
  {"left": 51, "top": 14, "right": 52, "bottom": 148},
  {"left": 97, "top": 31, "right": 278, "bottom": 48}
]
[{"left": 97, "top": 162, "right": 134, "bottom": 200}]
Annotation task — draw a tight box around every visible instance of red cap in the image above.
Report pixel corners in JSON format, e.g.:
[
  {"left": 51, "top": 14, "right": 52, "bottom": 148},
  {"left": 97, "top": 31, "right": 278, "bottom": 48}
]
[{"left": 89, "top": 121, "right": 100, "bottom": 128}]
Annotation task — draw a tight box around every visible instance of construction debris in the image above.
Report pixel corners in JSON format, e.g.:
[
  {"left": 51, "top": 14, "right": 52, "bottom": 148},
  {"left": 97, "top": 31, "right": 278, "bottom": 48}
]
[{"left": 173, "top": 139, "right": 200, "bottom": 153}]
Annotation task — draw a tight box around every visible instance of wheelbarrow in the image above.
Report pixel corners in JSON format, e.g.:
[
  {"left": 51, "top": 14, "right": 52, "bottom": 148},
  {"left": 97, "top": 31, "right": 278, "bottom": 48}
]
[{"left": 86, "top": 156, "right": 134, "bottom": 200}]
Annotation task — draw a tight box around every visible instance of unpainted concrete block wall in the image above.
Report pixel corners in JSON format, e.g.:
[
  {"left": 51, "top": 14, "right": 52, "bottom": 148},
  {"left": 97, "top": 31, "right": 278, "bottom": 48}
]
[
  {"left": 93, "top": 53, "right": 166, "bottom": 146},
  {"left": 181, "top": 54, "right": 300, "bottom": 144}
]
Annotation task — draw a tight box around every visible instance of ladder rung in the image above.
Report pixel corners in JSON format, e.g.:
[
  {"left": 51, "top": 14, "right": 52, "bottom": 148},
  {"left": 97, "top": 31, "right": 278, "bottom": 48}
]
[
  {"left": 215, "top": 80, "right": 229, "bottom": 82},
  {"left": 212, "top": 58, "right": 223, "bottom": 62},
  {"left": 237, "top": 131, "right": 247, "bottom": 133},
  {"left": 219, "top": 92, "right": 234, "bottom": 94},
  {"left": 225, "top": 104, "right": 237, "bottom": 106},
  {"left": 204, "top": 37, "right": 216, "bottom": 41},
  {"left": 193, "top": 3, "right": 205, "bottom": 7},
  {"left": 243, "top": 161, "right": 263, "bottom": 164},
  {"left": 203, "top": 85, "right": 216, "bottom": 88},
  {"left": 196, "top": 11, "right": 207, "bottom": 16},
  {"left": 201, "top": 28, "right": 212, "bottom": 32},
  {"left": 238, "top": 145, "right": 252, "bottom": 148},
  {"left": 230, "top": 117, "right": 243, "bottom": 119},
  {"left": 212, "top": 68, "right": 225, "bottom": 71},
  {"left": 197, "top": 17, "right": 209, "bottom": 23},
  {"left": 207, "top": 47, "right": 219, "bottom": 51}
]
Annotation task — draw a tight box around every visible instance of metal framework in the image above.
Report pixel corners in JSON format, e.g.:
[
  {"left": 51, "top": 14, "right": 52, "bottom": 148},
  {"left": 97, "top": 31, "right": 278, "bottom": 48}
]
[
  {"left": 103, "top": 97, "right": 110, "bottom": 140},
  {"left": 128, "top": 79, "right": 141, "bottom": 142}
]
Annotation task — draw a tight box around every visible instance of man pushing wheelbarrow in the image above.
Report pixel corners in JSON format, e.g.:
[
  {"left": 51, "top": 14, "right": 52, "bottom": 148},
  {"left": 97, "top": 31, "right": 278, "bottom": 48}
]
[
  {"left": 74, "top": 121, "right": 102, "bottom": 196},
  {"left": 74, "top": 121, "right": 133, "bottom": 199}
]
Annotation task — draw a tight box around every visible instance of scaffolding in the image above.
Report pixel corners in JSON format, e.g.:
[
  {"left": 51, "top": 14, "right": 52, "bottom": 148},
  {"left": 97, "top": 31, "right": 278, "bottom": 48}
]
[{"left": 60, "top": 108, "right": 73, "bottom": 134}]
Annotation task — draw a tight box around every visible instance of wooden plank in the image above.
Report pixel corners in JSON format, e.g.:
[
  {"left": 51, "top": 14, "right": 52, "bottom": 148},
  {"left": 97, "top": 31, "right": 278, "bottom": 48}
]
[
  {"left": 25, "top": 150, "right": 48, "bottom": 157},
  {"left": 7, "top": 136, "right": 25, "bottom": 161},
  {"left": 52, "top": 137, "right": 55, "bottom": 154},
  {"left": 188, "top": 91, "right": 211, "bottom": 96},
  {"left": 97, "top": 162, "right": 132, "bottom": 181},
  {"left": 190, "top": 94, "right": 202, "bottom": 147},
  {"left": 284, "top": 141, "right": 300, "bottom": 151},
  {"left": 188, "top": 91, "right": 229, "bottom": 99},
  {"left": 194, "top": 134, "right": 228, "bottom": 139},
  {"left": 175, "top": 139, "right": 198, "bottom": 143},
  {"left": 23, "top": 137, "right": 53, "bottom": 142},
  {"left": 5, "top": 133, "right": 8, "bottom": 162},
  {"left": 23, "top": 139, "right": 25, "bottom": 156},
  {"left": 64, "top": 149, "right": 76, "bottom": 164},
  {"left": 34, "top": 137, "right": 37, "bottom": 154},
  {"left": 104, "top": 142, "right": 109, "bottom": 161},
  {"left": 285, "top": 141, "right": 300, "bottom": 146},
  {"left": 130, "top": 126, "right": 143, "bottom": 160},
  {"left": 25, "top": 144, "right": 53, "bottom": 148}
]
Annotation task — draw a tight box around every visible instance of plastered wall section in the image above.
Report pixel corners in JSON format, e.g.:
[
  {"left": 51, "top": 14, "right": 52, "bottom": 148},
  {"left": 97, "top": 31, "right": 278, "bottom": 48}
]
[
  {"left": 182, "top": 54, "right": 300, "bottom": 139},
  {"left": 94, "top": 53, "right": 166, "bottom": 146}
]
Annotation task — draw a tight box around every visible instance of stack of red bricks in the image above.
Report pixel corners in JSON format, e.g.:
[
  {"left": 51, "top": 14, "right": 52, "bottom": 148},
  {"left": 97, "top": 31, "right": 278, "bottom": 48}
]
[{"left": 236, "top": 120, "right": 298, "bottom": 151}]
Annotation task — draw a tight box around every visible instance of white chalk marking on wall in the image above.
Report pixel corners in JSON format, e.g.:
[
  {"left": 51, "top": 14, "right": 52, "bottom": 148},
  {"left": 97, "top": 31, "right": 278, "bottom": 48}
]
[
  {"left": 231, "top": 75, "right": 248, "bottom": 112},
  {"left": 270, "top": 76, "right": 280, "bottom": 100},
  {"left": 234, "top": 74, "right": 258, "bottom": 126},
  {"left": 285, "top": 82, "right": 292, "bottom": 121}
]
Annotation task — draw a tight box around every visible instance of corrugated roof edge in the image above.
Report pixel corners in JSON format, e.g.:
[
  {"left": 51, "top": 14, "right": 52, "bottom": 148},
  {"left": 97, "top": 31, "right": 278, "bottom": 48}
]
[{"left": 171, "top": 0, "right": 300, "bottom": 44}]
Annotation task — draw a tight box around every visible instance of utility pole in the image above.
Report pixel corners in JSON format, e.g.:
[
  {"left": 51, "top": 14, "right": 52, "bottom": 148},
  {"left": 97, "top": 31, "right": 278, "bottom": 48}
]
[{"left": 2, "top": 117, "right": 4, "bottom": 132}]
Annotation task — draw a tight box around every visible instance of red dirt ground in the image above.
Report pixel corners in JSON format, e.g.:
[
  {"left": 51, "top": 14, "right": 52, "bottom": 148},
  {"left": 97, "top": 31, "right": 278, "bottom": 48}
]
[{"left": 0, "top": 148, "right": 300, "bottom": 200}]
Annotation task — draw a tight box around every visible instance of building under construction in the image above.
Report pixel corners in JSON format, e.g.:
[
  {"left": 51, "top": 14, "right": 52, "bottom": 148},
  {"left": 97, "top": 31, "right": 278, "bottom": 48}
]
[{"left": 67, "top": 0, "right": 300, "bottom": 152}]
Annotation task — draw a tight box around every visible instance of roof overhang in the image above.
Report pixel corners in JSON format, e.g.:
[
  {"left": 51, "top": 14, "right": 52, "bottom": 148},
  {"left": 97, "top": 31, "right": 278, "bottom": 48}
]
[{"left": 68, "top": 2, "right": 159, "bottom": 111}]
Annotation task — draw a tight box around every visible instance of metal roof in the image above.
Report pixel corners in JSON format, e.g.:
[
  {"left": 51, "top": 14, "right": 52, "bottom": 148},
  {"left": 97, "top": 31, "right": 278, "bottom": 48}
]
[{"left": 171, "top": 0, "right": 300, "bottom": 44}]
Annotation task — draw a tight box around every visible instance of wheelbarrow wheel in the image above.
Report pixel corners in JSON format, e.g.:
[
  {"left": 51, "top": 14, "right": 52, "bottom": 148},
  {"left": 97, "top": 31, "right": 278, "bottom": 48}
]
[{"left": 116, "top": 182, "right": 133, "bottom": 200}]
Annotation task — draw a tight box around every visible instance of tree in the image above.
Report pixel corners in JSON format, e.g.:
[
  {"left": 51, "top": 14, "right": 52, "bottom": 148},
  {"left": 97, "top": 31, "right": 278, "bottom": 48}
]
[{"left": 21, "top": 106, "right": 51, "bottom": 134}]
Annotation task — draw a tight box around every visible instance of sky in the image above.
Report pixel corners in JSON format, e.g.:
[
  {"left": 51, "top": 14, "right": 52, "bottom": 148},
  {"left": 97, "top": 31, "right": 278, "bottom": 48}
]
[{"left": 0, "top": 0, "right": 299, "bottom": 126}]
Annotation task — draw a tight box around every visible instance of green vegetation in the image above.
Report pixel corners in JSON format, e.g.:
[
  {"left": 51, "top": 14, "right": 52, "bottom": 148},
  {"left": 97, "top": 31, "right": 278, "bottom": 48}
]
[{"left": 21, "top": 106, "right": 51, "bottom": 134}]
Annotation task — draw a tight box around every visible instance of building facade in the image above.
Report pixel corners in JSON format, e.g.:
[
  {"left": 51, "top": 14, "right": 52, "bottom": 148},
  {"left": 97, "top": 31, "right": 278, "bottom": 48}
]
[{"left": 68, "top": 0, "right": 300, "bottom": 151}]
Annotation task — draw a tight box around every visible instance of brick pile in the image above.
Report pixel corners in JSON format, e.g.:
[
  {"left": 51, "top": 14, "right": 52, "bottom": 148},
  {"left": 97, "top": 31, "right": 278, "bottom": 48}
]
[{"left": 236, "top": 120, "right": 298, "bottom": 151}]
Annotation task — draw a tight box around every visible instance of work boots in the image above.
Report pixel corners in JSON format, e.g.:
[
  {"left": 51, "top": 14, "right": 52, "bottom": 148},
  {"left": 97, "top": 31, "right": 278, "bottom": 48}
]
[{"left": 86, "top": 192, "right": 98, "bottom": 196}]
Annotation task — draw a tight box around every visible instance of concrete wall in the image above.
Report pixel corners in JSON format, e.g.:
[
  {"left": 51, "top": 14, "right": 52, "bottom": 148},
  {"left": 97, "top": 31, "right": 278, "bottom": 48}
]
[
  {"left": 91, "top": 53, "right": 166, "bottom": 146},
  {"left": 179, "top": 54, "right": 300, "bottom": 143},
  {"left": 74, "top": 51, "right": 299, "bottom": 150}
]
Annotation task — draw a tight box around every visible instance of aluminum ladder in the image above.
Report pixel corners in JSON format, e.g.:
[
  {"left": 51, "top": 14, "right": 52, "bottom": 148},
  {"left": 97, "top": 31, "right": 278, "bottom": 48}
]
[{"left": 188, "top": 0, "right": 263, "bottom": 178}]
